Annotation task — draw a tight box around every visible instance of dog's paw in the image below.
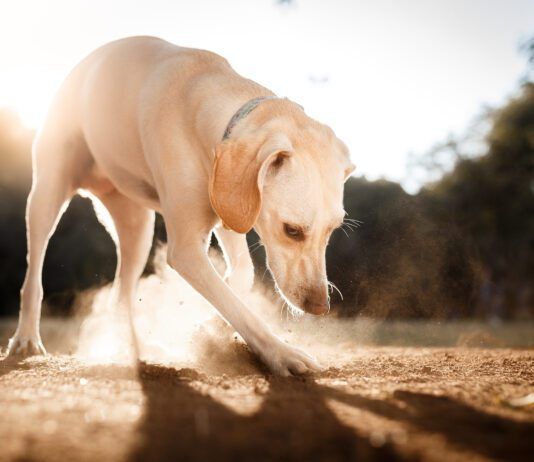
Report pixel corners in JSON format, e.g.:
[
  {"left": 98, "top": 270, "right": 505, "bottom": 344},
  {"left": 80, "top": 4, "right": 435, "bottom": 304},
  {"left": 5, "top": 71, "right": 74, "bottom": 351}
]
[
  {"left": 7, "top": 334, "right": 47, "bottom": 358},
  {"left": 261, "top": 340, "right": 321, "bottom": 377}
]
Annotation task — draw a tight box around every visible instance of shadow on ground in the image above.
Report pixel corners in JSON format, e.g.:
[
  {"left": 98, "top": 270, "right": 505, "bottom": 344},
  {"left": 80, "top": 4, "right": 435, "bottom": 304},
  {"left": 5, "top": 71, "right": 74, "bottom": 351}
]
[
  {"left": 1, "top": 350, "right": 533, "bottom": 462},
  {"left": 130, "top": 363, "right": 534, "bottom": 462},
  {"left": 0, "top": 356, "right": 31, "bottom": 378},
  {"left": 130, "top": 364, "right": 402, "bottom": 462},
  {"left": 326, "top": 387, "right": 534, "bottom": 462}
]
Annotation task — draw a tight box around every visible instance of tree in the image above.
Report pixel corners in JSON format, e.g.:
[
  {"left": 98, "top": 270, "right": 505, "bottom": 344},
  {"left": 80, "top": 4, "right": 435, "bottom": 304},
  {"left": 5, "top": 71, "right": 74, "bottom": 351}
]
[{"left": 420, "top": 83, "right": 534, "bottom": 318}]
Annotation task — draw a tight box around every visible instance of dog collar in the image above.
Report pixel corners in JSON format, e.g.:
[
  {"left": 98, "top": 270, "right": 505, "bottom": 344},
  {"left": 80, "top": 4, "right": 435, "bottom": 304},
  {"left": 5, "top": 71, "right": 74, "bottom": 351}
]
[{"left": 222, "top": 95, "right": 279, "bottom": 140}]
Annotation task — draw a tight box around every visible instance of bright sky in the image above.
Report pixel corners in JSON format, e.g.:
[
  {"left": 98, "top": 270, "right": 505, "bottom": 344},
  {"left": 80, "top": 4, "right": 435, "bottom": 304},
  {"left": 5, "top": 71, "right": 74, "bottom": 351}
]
[{"left": 0, "top": 0, "right": 532, "bottom": 192}]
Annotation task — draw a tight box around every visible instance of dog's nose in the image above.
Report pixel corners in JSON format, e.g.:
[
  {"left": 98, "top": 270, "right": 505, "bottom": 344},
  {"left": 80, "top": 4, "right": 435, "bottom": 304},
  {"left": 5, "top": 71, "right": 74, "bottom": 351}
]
[{"left": 303, "top": 292, "right": 330, "bottom": 315}]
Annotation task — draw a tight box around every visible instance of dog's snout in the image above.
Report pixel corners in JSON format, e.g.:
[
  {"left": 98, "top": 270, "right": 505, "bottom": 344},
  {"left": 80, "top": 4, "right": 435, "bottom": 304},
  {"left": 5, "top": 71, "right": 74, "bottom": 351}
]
[{"left": 303, "top": 289, "right": 329, "bottom": 315}]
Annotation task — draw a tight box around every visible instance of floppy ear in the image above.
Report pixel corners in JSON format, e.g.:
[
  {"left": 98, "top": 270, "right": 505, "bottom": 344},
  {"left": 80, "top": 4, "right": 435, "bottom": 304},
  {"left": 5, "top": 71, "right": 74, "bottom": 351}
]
[{"left": 209, "top": 134, "right": 293, "bottom": 233}]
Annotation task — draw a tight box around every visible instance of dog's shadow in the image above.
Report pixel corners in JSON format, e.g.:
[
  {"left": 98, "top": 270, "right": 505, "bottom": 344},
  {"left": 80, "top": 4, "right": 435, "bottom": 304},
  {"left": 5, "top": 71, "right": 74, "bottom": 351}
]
[
  {"left": 0, "top": 356, "right": 32, "bottom": 379},
  {"left": 129, "top": 363, "right": 534, "bottom": 462},
  {"left": 130, "top": 363, "right": 400, "bottom": 462}
]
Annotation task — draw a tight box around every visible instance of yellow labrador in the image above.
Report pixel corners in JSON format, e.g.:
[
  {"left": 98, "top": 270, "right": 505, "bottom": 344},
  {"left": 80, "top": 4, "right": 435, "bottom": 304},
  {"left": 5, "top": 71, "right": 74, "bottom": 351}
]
[{"left": 8, "top": 36, "right": 354, "bottom": 375}]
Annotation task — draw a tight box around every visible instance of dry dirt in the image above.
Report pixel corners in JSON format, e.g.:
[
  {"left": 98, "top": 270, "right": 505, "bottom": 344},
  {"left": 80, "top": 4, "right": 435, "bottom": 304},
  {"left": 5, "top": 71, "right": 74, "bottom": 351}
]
[{"left": 1, "top": 347, "right": 533, "bottom": 462}]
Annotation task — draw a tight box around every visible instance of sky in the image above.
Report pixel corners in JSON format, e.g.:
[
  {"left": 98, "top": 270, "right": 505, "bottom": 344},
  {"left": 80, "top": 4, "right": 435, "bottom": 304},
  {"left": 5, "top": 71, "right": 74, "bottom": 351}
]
[{"left": 0, "top": 0, "right": 532, "bottom": 192}]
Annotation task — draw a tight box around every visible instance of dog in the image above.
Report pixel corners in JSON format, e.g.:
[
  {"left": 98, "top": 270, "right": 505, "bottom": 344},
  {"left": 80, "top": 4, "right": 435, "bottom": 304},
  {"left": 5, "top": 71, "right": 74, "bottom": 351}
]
[{"left": 7, "top": 37, "right": 354, "bottom": 375}]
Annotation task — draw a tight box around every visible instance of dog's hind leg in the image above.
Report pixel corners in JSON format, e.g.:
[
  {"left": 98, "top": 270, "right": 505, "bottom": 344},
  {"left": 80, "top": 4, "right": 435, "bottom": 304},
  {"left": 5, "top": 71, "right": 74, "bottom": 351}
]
[
  {"left": 7, "top": 139, "right": 76, "bottom": 357},
  {"left": 94, "top": 189, "right": 155, "bottom": 358}
]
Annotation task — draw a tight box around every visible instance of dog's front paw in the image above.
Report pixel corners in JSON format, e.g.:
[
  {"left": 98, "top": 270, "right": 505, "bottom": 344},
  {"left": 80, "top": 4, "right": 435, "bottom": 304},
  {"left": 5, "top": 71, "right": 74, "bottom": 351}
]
[
  {"left": 260, "top": 339, "right": 321, "bottom": 377},
  {"left": 7, "top": 334, "right": 47, "bottom": 358}
]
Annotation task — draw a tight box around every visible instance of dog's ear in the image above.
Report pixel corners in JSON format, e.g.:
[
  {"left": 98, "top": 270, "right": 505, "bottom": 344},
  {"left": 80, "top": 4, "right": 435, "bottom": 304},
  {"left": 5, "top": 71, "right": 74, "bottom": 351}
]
[
  {"left": 336, "top": 138, "right": 355, "bottom": 181},
  {"left": 209, "top": 134, "right": 293, "bottom": 233},
  {"left": 344, "top": 163, "right": 356, "bottom": 181}
]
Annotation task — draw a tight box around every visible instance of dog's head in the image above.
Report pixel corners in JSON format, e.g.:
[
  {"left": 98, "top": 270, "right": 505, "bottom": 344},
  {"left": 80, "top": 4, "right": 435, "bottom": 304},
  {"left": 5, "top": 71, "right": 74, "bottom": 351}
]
[{"left": 210, "top": 113, "right": 354, "bottom": 315}]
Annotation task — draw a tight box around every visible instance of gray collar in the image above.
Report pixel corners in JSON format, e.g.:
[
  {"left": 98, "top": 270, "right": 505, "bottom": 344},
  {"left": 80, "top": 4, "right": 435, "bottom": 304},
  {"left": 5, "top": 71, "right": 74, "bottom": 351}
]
[{"left": 222, "top": 95, "right": 279, "bottom": 140}]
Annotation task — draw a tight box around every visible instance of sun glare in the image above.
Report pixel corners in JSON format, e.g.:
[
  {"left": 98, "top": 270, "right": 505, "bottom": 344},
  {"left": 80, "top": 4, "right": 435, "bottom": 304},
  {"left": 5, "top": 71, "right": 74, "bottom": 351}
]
[
  {"left": 0, "top": 68, "right": 59, "bottom": 129},
  {"left": 0, "top": 0, "right": 531, "bottom": 189}
]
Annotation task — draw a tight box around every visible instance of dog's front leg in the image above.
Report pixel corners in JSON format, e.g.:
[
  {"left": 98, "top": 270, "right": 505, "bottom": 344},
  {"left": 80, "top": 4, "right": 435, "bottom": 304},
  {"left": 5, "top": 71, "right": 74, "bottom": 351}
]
[
  {"left": 213, "top": 227, "right": 255, "bottom": 295},
  {"left": 166, "top": 230, "right": 320, "bottom": 376}
]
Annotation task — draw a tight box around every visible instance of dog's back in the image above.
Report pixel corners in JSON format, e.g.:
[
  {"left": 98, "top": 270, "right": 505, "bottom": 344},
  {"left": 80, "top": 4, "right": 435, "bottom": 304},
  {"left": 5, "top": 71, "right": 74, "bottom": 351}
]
[{"left": 37, "top": 37, "right": 231, "bottom": 204}]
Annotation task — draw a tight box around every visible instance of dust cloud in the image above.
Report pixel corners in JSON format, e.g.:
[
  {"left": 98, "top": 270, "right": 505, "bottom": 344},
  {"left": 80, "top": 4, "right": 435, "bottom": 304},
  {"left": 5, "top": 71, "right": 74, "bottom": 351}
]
[{"left": 75, "top": 245, "right": 376, "bottom": 373}]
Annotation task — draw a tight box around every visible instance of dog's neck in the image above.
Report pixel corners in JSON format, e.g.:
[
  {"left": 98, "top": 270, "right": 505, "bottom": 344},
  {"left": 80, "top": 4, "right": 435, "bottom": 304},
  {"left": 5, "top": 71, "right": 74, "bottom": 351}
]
[
  {"left": 222, "top": 96, "right": 279, "bottom": 140},
  {"left": 193, "top": 81, "right": 305, "bottom": 158}
]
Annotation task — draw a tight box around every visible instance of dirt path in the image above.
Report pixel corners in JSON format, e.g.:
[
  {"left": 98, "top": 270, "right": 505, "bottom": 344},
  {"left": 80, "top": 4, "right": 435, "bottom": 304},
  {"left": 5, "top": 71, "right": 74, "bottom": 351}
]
[{"left": 1, "top": 347, "right": 533, "bottom": 462}]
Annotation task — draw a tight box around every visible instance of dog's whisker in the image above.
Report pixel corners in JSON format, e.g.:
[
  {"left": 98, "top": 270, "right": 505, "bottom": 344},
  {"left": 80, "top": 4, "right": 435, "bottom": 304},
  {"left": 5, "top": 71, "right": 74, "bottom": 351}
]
[
  {"left": 249, "top": 245, "right": 264, "bottom": 256},
  {"left": 344, "top": 218, "right": 363, "bottom": 226},
  {"left": 261, "top": 267, "right": 269, "bottom": 282},
  {"left": 328, "top": 280, "right": 344, "bottom": 300},
  {"left": 248, "top": 241, "right": 263, "bottom": 251}
]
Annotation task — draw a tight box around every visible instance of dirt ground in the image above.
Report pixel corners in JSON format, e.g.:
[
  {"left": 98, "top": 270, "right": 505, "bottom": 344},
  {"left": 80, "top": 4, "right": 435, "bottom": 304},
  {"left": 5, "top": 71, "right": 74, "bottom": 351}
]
[{"left": 1, "top": 347, "right": 533, "bottom": 462}]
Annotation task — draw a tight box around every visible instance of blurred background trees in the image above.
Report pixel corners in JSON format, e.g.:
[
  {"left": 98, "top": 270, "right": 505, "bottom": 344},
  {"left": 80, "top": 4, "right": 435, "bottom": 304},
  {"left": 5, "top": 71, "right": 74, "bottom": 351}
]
[
  {"left": 418, "top": 82, "right": 534, "bottom": 319},
  {"left": 0, "top": 53, "right": 532, "bottom": 320}
]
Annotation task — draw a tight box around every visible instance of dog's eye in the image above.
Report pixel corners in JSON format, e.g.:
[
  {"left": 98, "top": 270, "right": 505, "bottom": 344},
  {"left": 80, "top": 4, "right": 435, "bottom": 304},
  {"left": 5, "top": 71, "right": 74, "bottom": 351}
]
[{"left": 283, "top": 223, "right": 305, "bottom": 241}]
